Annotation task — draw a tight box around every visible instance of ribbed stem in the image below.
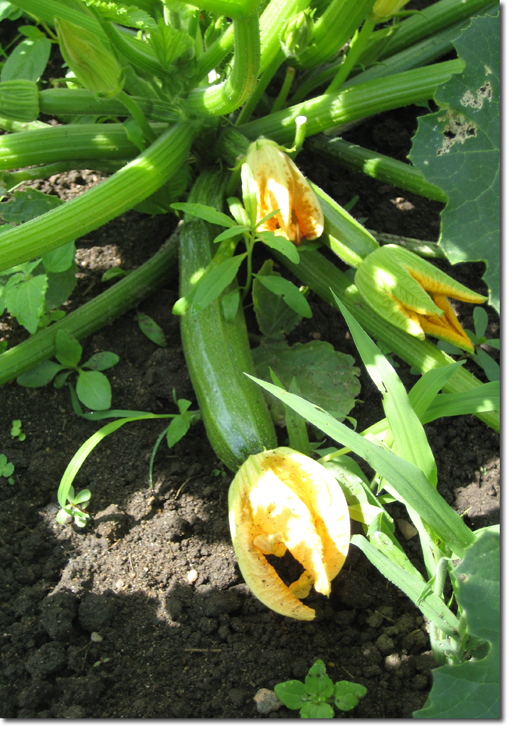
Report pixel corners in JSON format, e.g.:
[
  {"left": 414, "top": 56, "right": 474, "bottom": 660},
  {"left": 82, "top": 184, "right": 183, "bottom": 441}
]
[
  {"left": 274, "top": 248, "right": 500, "bottom": 432},
  {"left": 307, "top": 136, "right": 447, "bottom": 203},
  {"left": 326, "top": 17, "right": 376, "bottom": 93},
  {"left": 257, "top": 0, "right": 310, "bottom": 73},
  {"left": 0, "top": 230, "right": 180, "bottom": 386},
  {"left": 236, "top": 51, "right": 285, "bottom": 126},
  {"left": 289, "top": 20, "right": 462, "bottom": 105},
  {"left": 0, "top": 116, "right": 49, "bottom": 133},
  {"left": 239, "top": 60, "right": 464, "bottom": 145},
  {"left": 363, "top": 0, "right": 499, "bottom": 63},
  {"left": 0, "top": 122, "right": 195, "bottom": 270},
  {"left": 185, "top": 15, "right": 260, "bottom": 116},
  {"left": 0, "top": 123, "right": 167, "bottom": 170},
  {"left": 39, "top": 89, "right": 177, "bottom": 123}
]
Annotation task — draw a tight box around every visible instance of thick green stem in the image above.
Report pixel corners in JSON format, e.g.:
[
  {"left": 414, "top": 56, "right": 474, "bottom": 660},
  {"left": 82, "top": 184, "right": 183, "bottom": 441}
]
[
  {"left": 363, "top": 0, "right": 499, "bottom": 63},
  {"left": 0, "top": 122, "right": 195, "bottom": 270},
  {"left": 0, "top": 123, "right": 167, "bottom": 170},
  {"left": 0, "top": 117, "right": 49, "bottom": 133},
  {"left": 239, "top": 60, "right": 464, "bottom": 145},
  {"left": 117, "top": 91, "right": 157, "bottom": 144},
  {"left": 0, "top": 229, "right": 180, "bottom": 386},
  {"left": 326, "top": 17, "right": 376, "bottom": 93},
  {"left": 274, "top": 248, "right": 499, "bottom": 432},
  {"left": 184, "top": 15, "right": 260, "bottom": 116},
  {"left": 307, "top": 136, "right": 447, "bottom": 203},
  {"left": 39, "top": 89, "right": 177, "bottom": 123},
  {"left": 235, "top": 51, "right": 285, "bottom": 126},
  {"left": 289, "top": 19, "right": 465, "bottom": 105}
]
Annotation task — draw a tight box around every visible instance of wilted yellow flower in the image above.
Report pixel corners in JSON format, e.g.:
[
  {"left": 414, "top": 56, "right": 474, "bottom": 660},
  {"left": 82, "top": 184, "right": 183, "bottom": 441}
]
[
  {"left": 55, "top": 17, "right": 124, "bottom": 100},
  {"left": 371, "top": 0, "right": 410, "bottom": 20},
  {"left": 242, "top": 138, "right": 324, "bottom": 245},
  {"left": 354, "top": 244, "right": 487, "bottom": 352},
  {"left": 228, "top": 447, "right": 350, "bottom": 621}
]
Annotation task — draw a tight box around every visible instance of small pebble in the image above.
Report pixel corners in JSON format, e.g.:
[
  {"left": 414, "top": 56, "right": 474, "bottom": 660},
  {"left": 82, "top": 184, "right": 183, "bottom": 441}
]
[
  {"left": 396, "top": 519, "right": 418, "bottom": 540},
  {"left": 187, "top": 569, "right": 198, "bottom": 583},
  {"left": 91, "top": 632, "right": 103, "bottom": 643},
  {"left": 253, "top": 688, "right": 282, "bottom": 714}
]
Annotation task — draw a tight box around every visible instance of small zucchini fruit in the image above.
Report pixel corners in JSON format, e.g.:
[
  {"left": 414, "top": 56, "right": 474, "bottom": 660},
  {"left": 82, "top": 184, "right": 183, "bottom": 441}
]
[{"left": 178, "top": 168, "right": 277, "bottom": 472}]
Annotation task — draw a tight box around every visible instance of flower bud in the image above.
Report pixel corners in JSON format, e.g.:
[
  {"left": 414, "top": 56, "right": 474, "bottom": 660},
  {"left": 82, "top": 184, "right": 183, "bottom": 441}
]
[
  {"left": 354, "top": 244, "right": 487, "bottom": 352},
  {"left": 55, "top": 17, "right": 124, "bottom": 100},
  {"left": 228, "top": 447, "right": 350, "bottom": 621},
  {"left": 371, "top": 0, "right": 410, "bottom": 21},
  {"left": 242, "top": 138, "right": 324, "bottom": 245},
  {"left": 0, "top": 80, "right": 39, "bottom": 122},
  {"left": 281, "top": 10, "right": 314, "bottom": 58}
]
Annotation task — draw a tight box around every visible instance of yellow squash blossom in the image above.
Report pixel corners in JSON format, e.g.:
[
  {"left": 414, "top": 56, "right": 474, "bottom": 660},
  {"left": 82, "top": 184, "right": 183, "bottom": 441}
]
[
  {"left": 354, "top": 244, "right": 487, "bottom": 352},
  {"left": 242, "top": 138, "right": 324, "bottom": 245},
  {"left": 228, "top": 447, "right": 350, "bottom": 621}
]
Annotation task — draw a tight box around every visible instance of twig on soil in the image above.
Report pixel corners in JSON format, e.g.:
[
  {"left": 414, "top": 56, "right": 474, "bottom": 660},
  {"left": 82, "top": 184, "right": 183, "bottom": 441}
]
[{"left": 172, "top": 477, "right": 192, "bottom": 501}]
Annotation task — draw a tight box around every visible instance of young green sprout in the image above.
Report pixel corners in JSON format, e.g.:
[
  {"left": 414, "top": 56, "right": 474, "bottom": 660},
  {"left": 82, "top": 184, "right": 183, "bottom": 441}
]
[{"left": 274, "top": 659, "right": 367, "bottom": 718}]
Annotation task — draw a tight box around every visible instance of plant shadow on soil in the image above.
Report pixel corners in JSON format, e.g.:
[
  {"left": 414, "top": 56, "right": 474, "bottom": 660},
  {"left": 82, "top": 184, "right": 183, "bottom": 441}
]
[{"left": 0, "top": 50, "right": 500, "bottom": 722}]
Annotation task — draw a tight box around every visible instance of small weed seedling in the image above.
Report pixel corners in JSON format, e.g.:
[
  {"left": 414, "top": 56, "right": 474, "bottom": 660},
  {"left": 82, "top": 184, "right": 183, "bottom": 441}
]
[
  {"left": 11, "top": 419, "right": 25, "bottom": 441},
  {"left": 56, "top": 485, "right": 91, "bottom": 528},
  {"left": 274, "top": 659, "right": 367, "bottom": 718},
  {"left": 0, "top": 454, "right": 15, "bottom": 485},
  {"left": 16, "top": 329, "right": 119, "bottom": 411}
]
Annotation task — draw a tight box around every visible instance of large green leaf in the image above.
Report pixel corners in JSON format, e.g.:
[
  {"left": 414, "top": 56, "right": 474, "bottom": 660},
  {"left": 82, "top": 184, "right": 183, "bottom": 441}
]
[
  {"left": 409, "top": 11, "right": 500, "bottom": 312},
  {"left": 414, "top": 527, "right": 500, "bottom": 719},
  {"left": 252, "top": 339, "right": 360, "bottom": 426}
]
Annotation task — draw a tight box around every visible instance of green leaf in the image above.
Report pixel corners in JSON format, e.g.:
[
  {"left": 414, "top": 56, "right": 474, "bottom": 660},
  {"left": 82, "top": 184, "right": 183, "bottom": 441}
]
[
  {"left": 17, "top": 360, "right": 66, "bottom": 387},
  {"left": 414, "top": 528, "right": 500, "bottom": 719},
  {"left": 252, "top": 260, "right": 301, "bottom": 338},
  {"left": 166, "top": 413, "right": 191, "bottom": 449},
  {"left": 422, "top": 381, "right": 499, "bottom": 422},
  {"left": 274, "top": 680, "right": 306, "bottom": 710},
  {"left": 221, "top": 287, "right": 240, "bottom": 322},
  {"left": 213, "top": 225, "right": 249, "bottom": 243},
  {"left": 409, "top": 11, "right": 500, "bottom": 312},
  {"left": 300, "top": 702, "right": 334, "bottom": 719},
  {"left": 191, "top": 254, "right": 246, "bottom": 313},
  {"left": 1, "top": 36, "right": 51, "bottom": 83},
  {"left": 137, "top": 311, "right": 167, "bottom": 347},
  {"left": 256, "top": 231, "right": 300, "bottom": 264},
  {"left": 45, "top": 262, "right": 78, "bottom": 310},
  {"left": 245, "top": 375, "right": 475, "bottom": 557},
  {"left": 101, "top": 267, "right": 128, "bottom": 282},
  {"left": 170, "top": 202, "right": 236, "bottom": 229},
  {"left": 254, "top": 274, "right": 311, "bottom": 319},
  {"left": 333, "top": 681, "right": 367, "bottom": 712},
  {"left": 76, "top": 370, "right": 112, "bottom": 411},
  {"left": 305, "top": 660, "right": 333, "bottom": 698},
  {"left": 473, "top": 306, "right": 488, "bottom": 340},
  {"left": 42, "top": 242, "right": 76, "bottom": 274},
  {"left": 0, "top": 188, "right": 63, "bottom": 224},
  {"left": 82, "top": 351, "right": 120, "bottom": 371},
  {"left": 252, "top": 339, "right": 360, "bottom": 427},
  {"left": 55, "top": 330, "right": 82, "bottom": 369},
  {"left": 4, "top": 274, "right": 47, "bottom": 334},
  {"left": 473, "top": 348, "right": 500, "bottom": 382}
]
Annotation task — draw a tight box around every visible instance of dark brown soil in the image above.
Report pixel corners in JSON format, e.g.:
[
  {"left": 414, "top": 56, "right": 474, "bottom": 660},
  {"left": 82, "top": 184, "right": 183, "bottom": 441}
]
[{"left": 0, "top": 23, "right": 500, "bottom": 720}]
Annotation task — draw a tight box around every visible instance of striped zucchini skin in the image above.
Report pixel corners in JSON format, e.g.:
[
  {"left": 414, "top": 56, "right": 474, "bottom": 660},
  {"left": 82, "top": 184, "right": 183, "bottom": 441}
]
[{"left": 179, "top": 169, "right": 277, "bottom": 472}]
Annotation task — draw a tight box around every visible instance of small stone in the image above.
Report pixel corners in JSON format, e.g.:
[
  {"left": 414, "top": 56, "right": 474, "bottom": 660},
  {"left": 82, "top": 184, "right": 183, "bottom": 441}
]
[
  {"left": 91, "top": 632, "right": 103, "bottom": 643},
  {"left": 396, "top": 519, "right": 418, "bottom": 541},
  {"left": 253, "top": 688, "right": 282, "bottom": 714},
  {"left": 187, "top": 569, "right": 198, "bottom": 583},
  {"left": 384, "top": 653, "right": 402, "bottom": 672}
]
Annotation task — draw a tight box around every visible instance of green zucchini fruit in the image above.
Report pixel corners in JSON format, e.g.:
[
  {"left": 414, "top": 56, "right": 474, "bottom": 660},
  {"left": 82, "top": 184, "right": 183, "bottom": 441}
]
[{"left": 178, "top": 168, "right": 277, "bottom": 472}]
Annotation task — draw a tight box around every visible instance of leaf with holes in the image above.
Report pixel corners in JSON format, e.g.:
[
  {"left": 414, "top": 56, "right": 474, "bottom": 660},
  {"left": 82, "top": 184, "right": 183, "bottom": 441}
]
[{"left": 409, "top": 11, "right": 499, "bottom": 312}]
